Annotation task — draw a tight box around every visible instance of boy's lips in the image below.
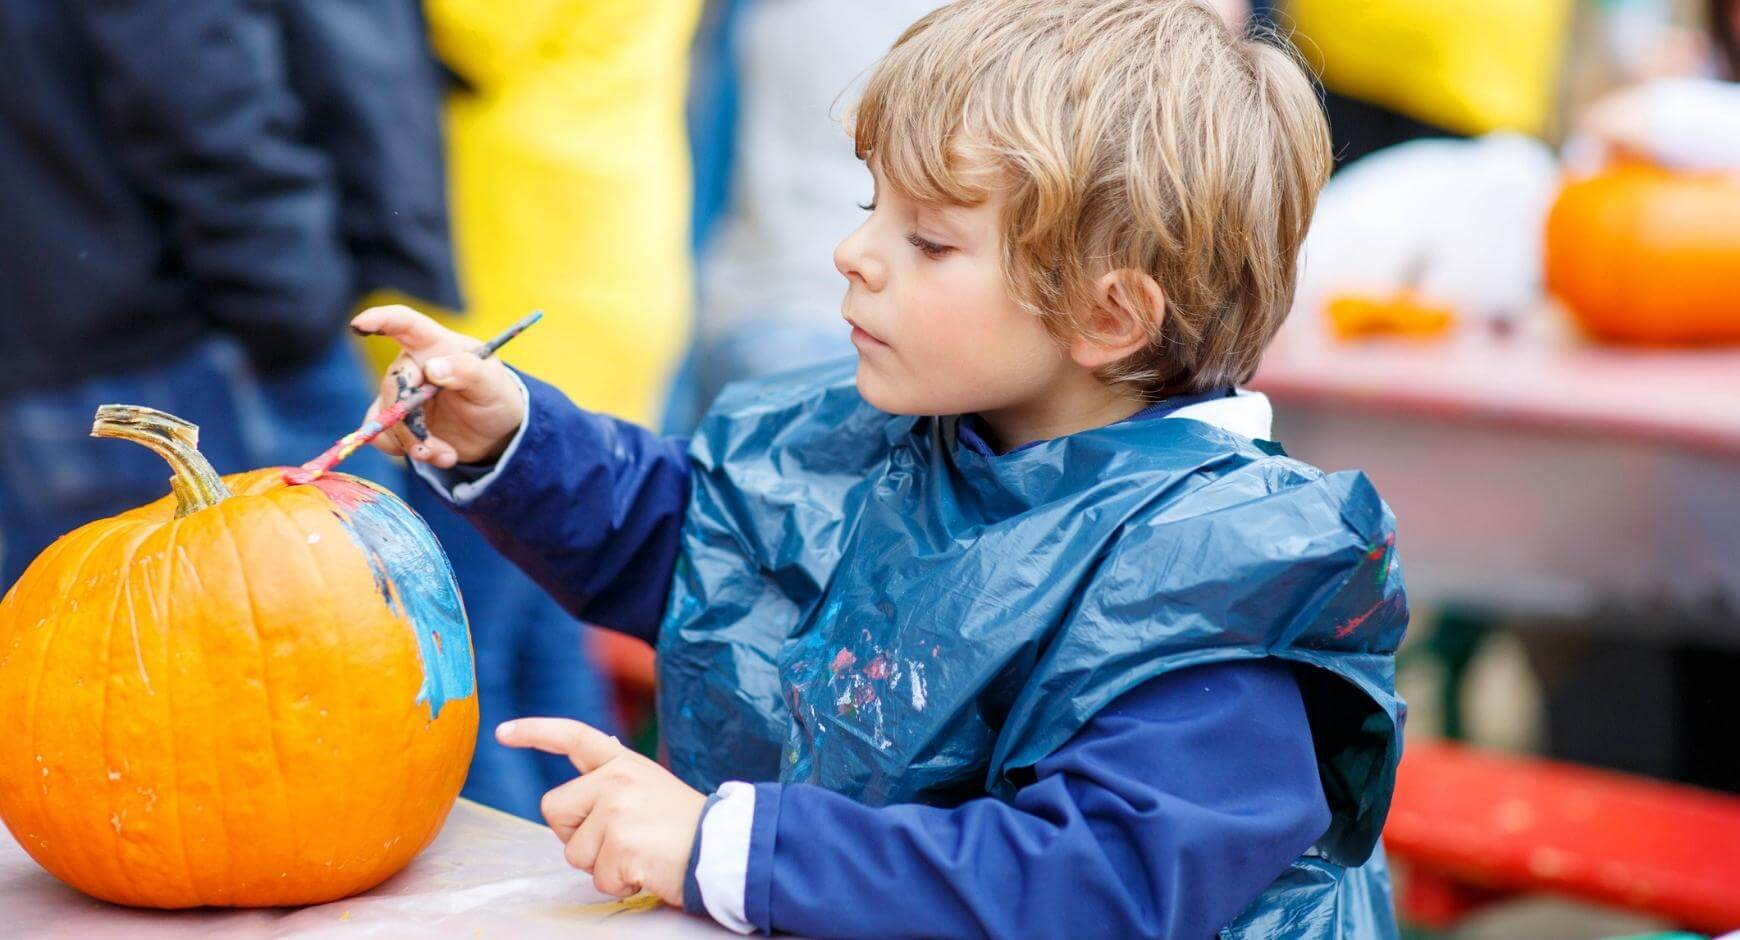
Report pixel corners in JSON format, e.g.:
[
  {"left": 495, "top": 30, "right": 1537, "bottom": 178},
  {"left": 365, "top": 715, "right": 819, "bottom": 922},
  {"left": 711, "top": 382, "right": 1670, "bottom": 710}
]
[{"left": 845, "top": 316, "right": 890, "bottom": 349}]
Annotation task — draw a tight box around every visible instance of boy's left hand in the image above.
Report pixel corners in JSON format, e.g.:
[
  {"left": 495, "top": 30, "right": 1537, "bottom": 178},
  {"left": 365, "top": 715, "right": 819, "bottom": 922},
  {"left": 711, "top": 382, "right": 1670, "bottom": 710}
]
[{"left": 497, "top": 718, "right": 706, "bottom": 905}]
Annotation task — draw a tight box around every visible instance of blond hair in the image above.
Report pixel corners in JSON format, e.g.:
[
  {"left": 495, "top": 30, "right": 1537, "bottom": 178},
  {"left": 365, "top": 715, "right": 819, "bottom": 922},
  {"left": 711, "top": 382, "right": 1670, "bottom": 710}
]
[{"left": 852, "top": 0, "right": 1331, "bottom": 398}]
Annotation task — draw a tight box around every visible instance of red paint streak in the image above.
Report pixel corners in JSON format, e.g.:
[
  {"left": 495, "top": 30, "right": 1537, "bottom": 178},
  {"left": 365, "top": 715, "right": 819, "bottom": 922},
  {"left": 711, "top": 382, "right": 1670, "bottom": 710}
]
[
  {"left": 852, "top": 685, "right": 877, "bottom": 709},
  {"left": 432, "top": 631, "right": 444, "bottom": 654},
  {"left": 865, "top": 656, "right": 892, "bottom": 680},
  {"left": 830, "top": 649, "right": 856, "bottom": 674},
  {"left": 1366, "top": 534, "right": 1396, "bottom": 561},
  {"left": 1335, "top": 599, "right": 1385, "bottom": 639},
  {"left": 307, "top": 474, "right": 379, "bottom": 512}
]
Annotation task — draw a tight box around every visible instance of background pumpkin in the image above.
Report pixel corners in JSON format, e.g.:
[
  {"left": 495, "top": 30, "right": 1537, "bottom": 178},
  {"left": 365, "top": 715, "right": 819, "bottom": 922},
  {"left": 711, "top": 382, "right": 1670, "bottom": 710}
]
[
  {"left": 1544, "top": 164, "right": 1740, "bottom": 344},
  {"left": 0, "top": 406, "right": 477, "bottom": 908}
]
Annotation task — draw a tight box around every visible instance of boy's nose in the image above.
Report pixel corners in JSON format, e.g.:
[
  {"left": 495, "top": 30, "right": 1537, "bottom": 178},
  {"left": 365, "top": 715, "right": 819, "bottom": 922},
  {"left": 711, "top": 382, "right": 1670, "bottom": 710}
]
[{"left": 834, "top": 224, "right": 885, "bottom": 292}]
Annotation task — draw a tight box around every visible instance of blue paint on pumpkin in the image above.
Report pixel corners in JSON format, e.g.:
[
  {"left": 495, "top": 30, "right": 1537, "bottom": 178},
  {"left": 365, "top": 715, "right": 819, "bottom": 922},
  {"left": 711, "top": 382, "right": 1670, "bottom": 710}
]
[{"left": 315, "top": 476, "right": 475, "bottom": 718}]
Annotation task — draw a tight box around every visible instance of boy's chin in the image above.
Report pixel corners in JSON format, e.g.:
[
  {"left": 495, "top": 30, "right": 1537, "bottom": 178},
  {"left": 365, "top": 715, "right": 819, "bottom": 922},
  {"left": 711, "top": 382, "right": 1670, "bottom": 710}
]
[
  {"left": 855, "top": 361, "right": 984, "bottom": 418},
  {"left": 854, "top": 361, "right": 927, "bottom": 416}
]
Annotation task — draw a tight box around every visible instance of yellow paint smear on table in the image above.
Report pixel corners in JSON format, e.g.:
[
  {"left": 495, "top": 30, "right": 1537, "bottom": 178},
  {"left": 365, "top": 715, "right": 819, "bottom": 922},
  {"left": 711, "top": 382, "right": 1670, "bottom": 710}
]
[{"left": 566, "top": 891, "right": 663, "bottom": 918}]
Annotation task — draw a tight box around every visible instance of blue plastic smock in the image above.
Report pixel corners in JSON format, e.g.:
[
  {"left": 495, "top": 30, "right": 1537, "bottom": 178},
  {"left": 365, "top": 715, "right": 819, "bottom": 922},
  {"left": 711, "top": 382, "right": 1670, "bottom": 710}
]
[{"left": 658, "top": 360, "right": 1409, "bottom": 936}]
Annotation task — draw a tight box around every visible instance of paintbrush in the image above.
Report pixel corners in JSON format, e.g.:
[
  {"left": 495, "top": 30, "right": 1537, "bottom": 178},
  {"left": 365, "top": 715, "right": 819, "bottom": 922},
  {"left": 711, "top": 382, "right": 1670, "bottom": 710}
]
[{"left": 284, "top": 310, "right": 544, "bottom": 486}]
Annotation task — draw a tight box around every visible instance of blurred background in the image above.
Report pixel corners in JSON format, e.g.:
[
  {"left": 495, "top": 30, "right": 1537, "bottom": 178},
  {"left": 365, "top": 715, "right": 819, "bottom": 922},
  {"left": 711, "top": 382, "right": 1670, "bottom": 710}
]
[{"left": 1, "top": 1, "right": 1737, "bottom": 936}]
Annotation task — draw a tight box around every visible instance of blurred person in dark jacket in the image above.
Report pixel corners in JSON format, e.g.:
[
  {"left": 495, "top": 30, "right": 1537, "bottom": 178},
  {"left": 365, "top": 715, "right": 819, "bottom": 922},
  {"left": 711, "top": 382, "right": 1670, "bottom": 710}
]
[
  {"left": 0, "top": 0, "right": 618, "bottom": 821},
  {"left": 0, "top": 0, "right": 457, "bottom": 573}
]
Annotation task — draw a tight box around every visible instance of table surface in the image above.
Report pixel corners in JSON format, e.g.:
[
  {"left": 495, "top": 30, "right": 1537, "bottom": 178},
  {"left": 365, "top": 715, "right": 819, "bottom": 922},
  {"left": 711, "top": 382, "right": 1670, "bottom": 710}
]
[
  {"left": 1253, "top": 336, "right": 1740, "bottom": 456},
  {"left": 2, "top": 800, "right": 743, "bottom": 939}
]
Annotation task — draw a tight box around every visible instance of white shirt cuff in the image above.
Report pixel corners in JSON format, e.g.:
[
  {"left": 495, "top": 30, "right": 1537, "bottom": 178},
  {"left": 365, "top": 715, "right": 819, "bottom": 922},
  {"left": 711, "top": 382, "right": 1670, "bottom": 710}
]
[
  {"left": 697, "top": 781, "right": 757, "bottom": 935},
  {"left": 411, "top": 371, "right": 532, "bottom": 505}
]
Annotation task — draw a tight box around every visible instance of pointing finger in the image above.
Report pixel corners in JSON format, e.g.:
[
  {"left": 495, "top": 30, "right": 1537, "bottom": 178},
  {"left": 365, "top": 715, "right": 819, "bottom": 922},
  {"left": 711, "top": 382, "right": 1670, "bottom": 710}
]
[{"left": 497, "top": 718, "right": 625, "bottom": 774}]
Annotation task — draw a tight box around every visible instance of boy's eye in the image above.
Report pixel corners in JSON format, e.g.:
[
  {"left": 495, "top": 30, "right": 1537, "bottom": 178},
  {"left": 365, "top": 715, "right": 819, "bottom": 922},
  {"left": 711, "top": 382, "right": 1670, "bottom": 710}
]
[
  {"left": 857, "top": 200, "right": 877, "bottom": 212},
  {"left": 905, "top": 232, "right": 954, "bottom": 259}
]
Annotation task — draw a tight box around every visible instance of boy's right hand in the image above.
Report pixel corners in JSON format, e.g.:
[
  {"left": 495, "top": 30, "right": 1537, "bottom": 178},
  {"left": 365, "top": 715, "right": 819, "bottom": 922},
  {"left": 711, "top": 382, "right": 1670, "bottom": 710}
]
[{"left": 352, "top": 305, "right": 526, "bottom": 469}]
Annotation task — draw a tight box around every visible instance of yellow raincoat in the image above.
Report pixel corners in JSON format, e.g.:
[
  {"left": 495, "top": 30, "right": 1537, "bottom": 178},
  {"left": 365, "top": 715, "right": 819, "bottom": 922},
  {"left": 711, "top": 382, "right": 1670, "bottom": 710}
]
[{"left": 422, "top": 0, "right": 699, "bottom": 426}]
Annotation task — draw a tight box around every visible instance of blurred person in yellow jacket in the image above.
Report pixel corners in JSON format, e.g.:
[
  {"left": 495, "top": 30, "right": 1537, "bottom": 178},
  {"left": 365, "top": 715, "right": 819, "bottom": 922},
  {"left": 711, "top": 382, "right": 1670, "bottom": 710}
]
[
  {"left": 1285, "top": 0, "right": 1576, "bottom": 166},
  {"left": 372, "top": 0, "right": 699, "bottom": 819},
  {"left": 425, "top": 0, "right": 697, "bottom": 423}
]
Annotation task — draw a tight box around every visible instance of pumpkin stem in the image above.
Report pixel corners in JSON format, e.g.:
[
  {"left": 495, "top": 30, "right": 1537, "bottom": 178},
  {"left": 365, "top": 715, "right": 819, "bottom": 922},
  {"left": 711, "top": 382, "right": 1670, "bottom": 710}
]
[{"left": 91, "top": 405, "right": 232, "bottom": 517}]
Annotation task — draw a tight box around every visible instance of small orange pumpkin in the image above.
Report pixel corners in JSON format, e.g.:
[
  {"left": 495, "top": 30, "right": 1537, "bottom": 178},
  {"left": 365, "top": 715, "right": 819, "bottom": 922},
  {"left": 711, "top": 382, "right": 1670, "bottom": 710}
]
[
  {"left": 1544, "top": 164, "right": 1740, "bottom": 344},
  {"left": 0, "top": 405, "right": 476, "bottom": 908}
]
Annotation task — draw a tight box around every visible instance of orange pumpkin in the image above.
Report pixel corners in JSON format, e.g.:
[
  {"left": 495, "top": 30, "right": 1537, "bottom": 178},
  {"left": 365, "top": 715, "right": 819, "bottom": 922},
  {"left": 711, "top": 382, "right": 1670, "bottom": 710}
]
[
  {"left": 1544, "top": 165, "right": 1740, "bottom": 344},
  {"left": 0, "top": 406, "right": 477, "bottom": 908}
]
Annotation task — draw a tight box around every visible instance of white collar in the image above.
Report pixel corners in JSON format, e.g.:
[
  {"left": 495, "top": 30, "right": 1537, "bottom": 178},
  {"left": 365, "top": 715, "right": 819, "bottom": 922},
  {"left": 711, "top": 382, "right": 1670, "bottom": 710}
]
[{"left": 1164, "top": 390, "right": 1273, "bottom": 440}]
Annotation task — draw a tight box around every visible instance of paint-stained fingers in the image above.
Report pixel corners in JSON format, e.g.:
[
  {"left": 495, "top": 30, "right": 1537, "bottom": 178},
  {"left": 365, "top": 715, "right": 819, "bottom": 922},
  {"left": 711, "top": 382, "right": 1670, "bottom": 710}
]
[
  {"left": 400, "top": 430, "right": 461, "bottom": 468},
  {"left": 379, "top": 353, "right": 437, "bottom": 463},
  {"left": 351, "top": 304, "right": 458, "bottom": 354},
  {"left": 377, "top": 353, "right": 421, "bottom": 426},
  {"left": 387, "top": 420, "right": 427, "bottom": 463},
  {"left": 404, "top": 404, "right": 430, "bottom": 442},
  {"left": 387, "top": 353, "right": 426, "bottom": 402},
  {"left": 386, "top": 423, "right": 459, "bottom": 468},
  {"left": 418, "top": 434, "right": 460, "bottom": 469}
]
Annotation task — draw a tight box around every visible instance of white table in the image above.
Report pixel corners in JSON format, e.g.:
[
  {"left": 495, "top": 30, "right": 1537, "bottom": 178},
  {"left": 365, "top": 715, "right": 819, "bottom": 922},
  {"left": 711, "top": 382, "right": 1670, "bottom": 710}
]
[{"left": 1, "top": 800, "right": 744, "bottom": 938}]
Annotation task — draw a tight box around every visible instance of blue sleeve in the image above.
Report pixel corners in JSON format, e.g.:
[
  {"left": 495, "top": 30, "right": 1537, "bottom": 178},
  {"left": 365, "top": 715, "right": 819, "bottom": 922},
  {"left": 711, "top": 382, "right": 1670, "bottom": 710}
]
[
  {"left": 744, "top": 660, "right": 1330, "bottom": 939},
  {"left": 68, "top": 0, "right": 353, "bottom": 367},
  {"left": 427, "top": 372, "right": 692, "bottom": 643}
]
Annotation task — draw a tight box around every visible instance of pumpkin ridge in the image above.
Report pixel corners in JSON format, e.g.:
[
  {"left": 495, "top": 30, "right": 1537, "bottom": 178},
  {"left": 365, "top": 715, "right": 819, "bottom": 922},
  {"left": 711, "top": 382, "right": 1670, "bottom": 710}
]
[
  {"left": 99, "top": 525, "right": 141, "bottom": 898},
  {"left": 105, "top": 528, "right": 161, "bottom": 904},
  {"left": 153, "top": 512, "right": 213, "bottom": 906},
  {"left": 71, "top": 525, "right": 128, "bottom": 899},
  {"left": 173, "top": 515, "right": 238, "bottom": 906},
  {"left": 0, "top": 522, "right": 86, "bottom": 847},
  {"left": 21, "top": 521, "right": 139, "bottom": 889},
  {"left": 158, "top": 512, "right": 236, "bottom": 903},
  {"left": 211, "top": 499, "right": 300, "bottom": 889},
  {"left": 266, "top": 492, "right": 357, "bottom": 884},
  {"left": 315, "top": 512, "right": 366, "bottom": 892}
]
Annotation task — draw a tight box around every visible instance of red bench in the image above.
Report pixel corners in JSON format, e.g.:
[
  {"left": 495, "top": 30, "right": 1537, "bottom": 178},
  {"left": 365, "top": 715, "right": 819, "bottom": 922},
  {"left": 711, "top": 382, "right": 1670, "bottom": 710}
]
[{"left": 1384, "top": 741, "right": 1740, "bottom": 933}]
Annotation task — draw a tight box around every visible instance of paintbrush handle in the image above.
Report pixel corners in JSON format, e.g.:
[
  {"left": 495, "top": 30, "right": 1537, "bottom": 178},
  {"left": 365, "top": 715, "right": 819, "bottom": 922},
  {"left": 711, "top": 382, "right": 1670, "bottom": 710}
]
[{"left": 374, "top": 382, "right": 441, "bottom": 427}]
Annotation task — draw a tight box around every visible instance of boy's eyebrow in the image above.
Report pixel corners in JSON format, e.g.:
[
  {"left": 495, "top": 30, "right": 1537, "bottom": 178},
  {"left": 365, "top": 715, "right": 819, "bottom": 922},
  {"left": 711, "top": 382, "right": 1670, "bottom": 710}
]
[{"left": 915, "top": 202, "right": 976, "bottom": 239}]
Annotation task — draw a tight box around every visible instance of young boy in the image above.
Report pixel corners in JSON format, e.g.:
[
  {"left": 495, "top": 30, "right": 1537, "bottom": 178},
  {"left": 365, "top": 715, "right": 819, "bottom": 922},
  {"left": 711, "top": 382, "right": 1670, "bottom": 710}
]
[{"left": 355, "top": 1, "right": 1408, "bottom": 935}]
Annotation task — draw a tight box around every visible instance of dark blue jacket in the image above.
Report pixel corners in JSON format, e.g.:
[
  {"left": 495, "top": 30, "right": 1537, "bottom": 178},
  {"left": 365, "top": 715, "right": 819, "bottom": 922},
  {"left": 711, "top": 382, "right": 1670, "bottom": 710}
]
[{"left": 0, "top": 0, "right": 458, "bottom": 396}]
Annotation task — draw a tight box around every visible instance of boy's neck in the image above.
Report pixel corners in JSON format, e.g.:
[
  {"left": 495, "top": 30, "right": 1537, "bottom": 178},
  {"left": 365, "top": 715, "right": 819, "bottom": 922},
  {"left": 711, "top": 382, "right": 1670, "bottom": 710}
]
[{"left": 975, "top": 372, "right": 1147, "bottom": 455}]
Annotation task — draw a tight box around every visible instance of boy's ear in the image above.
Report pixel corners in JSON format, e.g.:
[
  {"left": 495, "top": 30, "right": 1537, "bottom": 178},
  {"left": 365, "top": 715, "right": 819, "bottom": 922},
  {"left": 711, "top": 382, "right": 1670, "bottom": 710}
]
[{"left": 1068, "top": 270, "right": 1166, "bottom": 370}]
